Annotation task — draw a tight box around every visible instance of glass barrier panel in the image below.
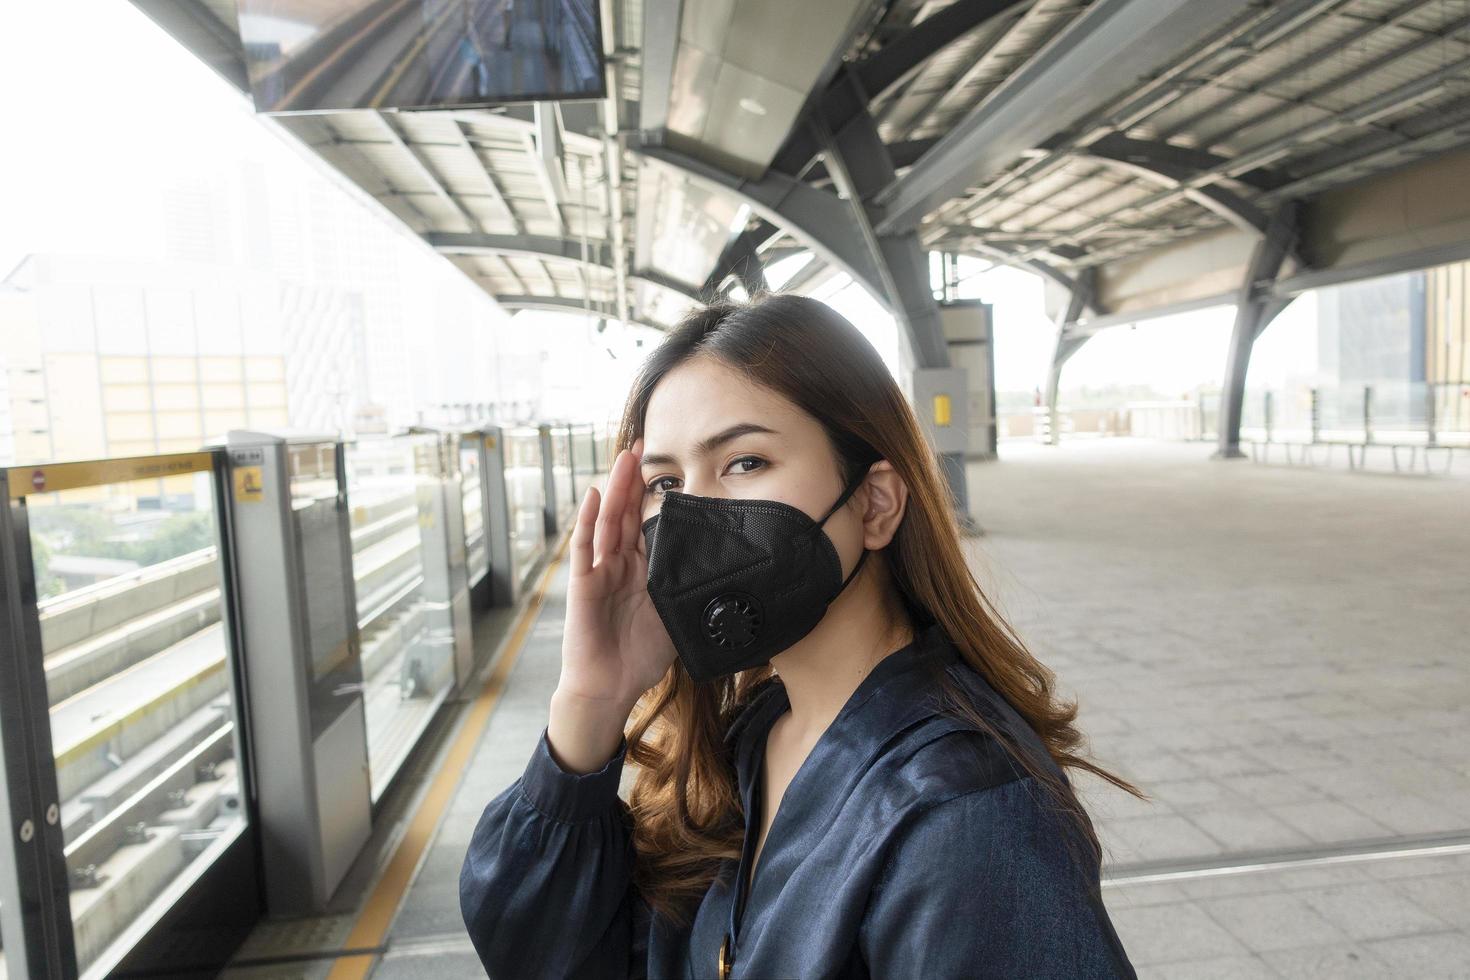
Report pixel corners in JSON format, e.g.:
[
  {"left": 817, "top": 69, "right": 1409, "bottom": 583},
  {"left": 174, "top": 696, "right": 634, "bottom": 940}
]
[
  {"left": 1195, "top": 393, "right": 1220, "bottom": 441},
  {"left": 17, "top": 456, "right": 245, "bottom": 977},
  {"left": 551, "top": 425, "right": 574, "bottom": 531},
  {"left": 1273, "top": 387, "right": 1314, "bottom": 441},
  {"left": 571, "top": 425, "right": 596, "bottom": 487},
  {"left": 345, "top": 437, "right": 455, "bottom": 801},
  {"left": 597, "top": 424, "right": 607, "bottom": 473},
  {"left": 505, "top": 428, "right": 546, "bottom": 590},
  {"left": 289, "top": 443, "right": 356, "bottom": 689},
  {"left": 460, "top": 439, "right": 487, "bottom": 588},
  {"left": 1368, "top": 380, "right": 1430, "bottom": 437},
  {"left": 1239, "top": 388, "right": 1265, "bottom": 440},
  {"left": 1231, "top": 383, "right": 1470, "bottom": 447},
  {"left": 1319, "top": 385, "right": 1370, "bottom": 440},
  {"left": 1434, "top": 382, "right": 1470, "bottom": 439}
]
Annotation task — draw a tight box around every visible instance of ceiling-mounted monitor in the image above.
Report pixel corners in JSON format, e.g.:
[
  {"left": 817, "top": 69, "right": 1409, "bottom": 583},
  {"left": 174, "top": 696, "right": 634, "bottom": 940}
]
[{"left": 236, "top": 0, "right": 606, "bottom": 113}]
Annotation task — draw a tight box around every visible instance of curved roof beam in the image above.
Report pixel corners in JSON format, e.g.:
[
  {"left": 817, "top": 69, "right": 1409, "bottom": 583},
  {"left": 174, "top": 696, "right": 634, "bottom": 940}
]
[
  {"left": 872, "top": 0, "right": 1267, "bottom": 234},
  {"left": 430, "top": 232, "right": 613, "bottom": 267},
  {"left": 632, "top": 143, "right": 892, "bottom": 309},
  {"left": 928, "top": 234, "right": 1090, "bottom": 303},
  {"left": 427, "top": 232, "right": 703, "bottom": 304},
  {"left": 1083, "top": 135, "right": 1271, "bottom": 236},
  {"left": 1085, "top": 134, "right": 1285, "bottom": 191},
  {"left": 705, "top": 220, "right": 781, "bottom": 295},
  {"left": 854, "top": 0, "right": 1035, "bottom": 103},
  {"left": 495, "top": 295, "right": 663, "bottom": 332},
  {"left": 770, "top": 2, "right": 1030, "bottom": 177}
]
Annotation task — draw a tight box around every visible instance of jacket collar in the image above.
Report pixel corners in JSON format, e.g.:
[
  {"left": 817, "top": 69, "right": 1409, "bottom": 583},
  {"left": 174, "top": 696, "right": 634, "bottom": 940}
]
[{"left": 723, "top": 620, "right": 963, "bottom": 794}]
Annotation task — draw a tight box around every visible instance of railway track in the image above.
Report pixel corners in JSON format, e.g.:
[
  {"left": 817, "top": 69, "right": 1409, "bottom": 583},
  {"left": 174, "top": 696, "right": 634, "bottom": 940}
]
[{"left": 29, "top": 489, "right": 441, "bottom": 968}]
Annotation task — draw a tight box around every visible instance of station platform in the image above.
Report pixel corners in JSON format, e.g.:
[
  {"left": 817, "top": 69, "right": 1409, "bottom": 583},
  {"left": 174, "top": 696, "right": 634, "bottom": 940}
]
[{"left": 220, "top": 439, "right": 1470, "bottom": 978}]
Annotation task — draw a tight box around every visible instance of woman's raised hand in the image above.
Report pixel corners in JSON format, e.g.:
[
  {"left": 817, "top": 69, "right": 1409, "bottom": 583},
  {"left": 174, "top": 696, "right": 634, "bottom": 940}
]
[{"left": 548, "top": 437, "right": 677, "bottom": 773}]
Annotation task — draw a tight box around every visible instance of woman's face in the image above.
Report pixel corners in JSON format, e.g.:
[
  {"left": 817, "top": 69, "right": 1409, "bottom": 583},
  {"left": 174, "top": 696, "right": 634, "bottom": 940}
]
[{"left": 638, "top": 355, "right": 857, "bottom": 534}]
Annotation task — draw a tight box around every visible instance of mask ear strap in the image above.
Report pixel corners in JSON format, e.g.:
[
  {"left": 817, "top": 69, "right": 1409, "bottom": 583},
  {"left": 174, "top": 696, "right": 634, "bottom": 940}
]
[
  {"left": 836, "top": 545, "right": 870, "bottom": 594},
  {"left": 814, "top": 467, "right": 869, "bottom": 529}
]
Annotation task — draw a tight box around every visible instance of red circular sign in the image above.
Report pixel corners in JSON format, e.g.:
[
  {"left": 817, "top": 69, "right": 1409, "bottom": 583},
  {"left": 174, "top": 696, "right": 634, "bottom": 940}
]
[{"left": 30, "top": 470, "right": 45, "bottom": 493}]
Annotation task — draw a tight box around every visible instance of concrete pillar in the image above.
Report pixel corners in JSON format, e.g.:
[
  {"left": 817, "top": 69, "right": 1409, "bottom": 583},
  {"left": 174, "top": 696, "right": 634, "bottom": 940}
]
[{"left": 1216, "top": 205, "right": 1298, "bottom": 459}]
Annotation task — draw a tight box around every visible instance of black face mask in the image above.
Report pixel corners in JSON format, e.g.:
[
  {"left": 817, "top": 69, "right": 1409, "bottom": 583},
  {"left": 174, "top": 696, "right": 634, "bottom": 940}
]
[{"left": 639, "top": 468, "right": 871, "bottom": 683}]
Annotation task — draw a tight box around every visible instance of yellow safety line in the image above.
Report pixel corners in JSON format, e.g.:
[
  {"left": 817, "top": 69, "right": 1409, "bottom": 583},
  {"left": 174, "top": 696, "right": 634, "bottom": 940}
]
[
  {"left": 56, "top": 657, "right": 225, "bottom": 766},
  {"left": 325, "top": 527, "right": 573, "bottom": 980}
]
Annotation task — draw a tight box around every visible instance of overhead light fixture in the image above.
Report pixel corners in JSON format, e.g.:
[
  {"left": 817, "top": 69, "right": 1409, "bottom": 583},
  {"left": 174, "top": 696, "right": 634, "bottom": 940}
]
[
  {"left": 728, "top": 203, "right": 752, "bottom": 235},
  {"left": 738, "top": 97, "right": 768, "bottom": 116}
]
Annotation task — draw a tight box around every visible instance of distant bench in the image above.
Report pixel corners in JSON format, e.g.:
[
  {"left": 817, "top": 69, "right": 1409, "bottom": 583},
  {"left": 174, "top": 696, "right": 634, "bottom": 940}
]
[{"left": 1244, "top": 438, "right": 1464, "bottom": 475}]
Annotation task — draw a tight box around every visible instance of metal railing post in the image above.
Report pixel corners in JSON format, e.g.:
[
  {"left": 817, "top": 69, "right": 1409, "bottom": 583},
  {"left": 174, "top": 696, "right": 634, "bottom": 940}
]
[
  {"left": 1425, "top": 383, "right": 1438, "bottom": 448},
  {"left": 1363, "top": 385, "right": 1373, "bottom": 444},
  {"left": 1309, "top": 387, "right": 1321, "bottom": 444},
  {"left": 1264, "top": 390, "right": 1274, "bottom": 443}
]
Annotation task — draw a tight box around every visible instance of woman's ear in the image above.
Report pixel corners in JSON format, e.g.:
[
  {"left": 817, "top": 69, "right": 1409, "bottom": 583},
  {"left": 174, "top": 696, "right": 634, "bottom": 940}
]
[{"left": 857, "top": 461, "right": 907, "bottom": 550}]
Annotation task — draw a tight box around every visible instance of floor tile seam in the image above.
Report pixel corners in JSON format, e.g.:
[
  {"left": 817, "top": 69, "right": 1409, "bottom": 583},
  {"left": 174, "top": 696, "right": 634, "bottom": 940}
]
[{"left": 1105, "top": 835, "right": 1470, "bottom": 888}]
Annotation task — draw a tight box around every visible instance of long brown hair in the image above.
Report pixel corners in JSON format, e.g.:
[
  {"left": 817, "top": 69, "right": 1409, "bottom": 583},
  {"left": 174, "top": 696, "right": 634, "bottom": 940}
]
[{"left": 615, "top": 293, "right": 1145, "bottom": 926}]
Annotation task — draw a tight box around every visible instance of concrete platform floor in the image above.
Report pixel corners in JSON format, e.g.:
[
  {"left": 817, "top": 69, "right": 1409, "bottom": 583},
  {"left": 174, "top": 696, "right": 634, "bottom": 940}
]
[
  {"left": 966, "top": 438, "right": 1470, "bottom": 872},
  {"left": 1106, "top": 847, "right": 1470, "bottom": 978}
]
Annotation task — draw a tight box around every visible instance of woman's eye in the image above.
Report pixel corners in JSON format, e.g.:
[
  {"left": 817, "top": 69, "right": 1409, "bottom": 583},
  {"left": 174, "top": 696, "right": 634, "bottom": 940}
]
[{"left": 645, "top": 458, "right": 763, "bottom": 496}]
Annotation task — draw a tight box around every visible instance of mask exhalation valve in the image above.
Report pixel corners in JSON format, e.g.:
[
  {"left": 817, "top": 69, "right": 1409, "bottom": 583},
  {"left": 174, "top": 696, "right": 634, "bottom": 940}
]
[{"left": 702, "top": 593, "right": 762, "bottom": 648}]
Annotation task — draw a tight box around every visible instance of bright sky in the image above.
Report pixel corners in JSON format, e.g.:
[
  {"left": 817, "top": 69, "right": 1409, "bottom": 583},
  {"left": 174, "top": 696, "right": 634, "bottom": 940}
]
[
  {"left": 0, "top": 0, "right": 1322, "bottom": 399},
  {"left": 1, "top": 3, "right": 277, "bottom": 273}
]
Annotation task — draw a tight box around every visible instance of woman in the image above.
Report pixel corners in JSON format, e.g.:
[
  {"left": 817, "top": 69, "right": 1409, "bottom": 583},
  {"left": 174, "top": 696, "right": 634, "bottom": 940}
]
[{"left": 460, "top": 294, "right": 1142, "bottom": 978}]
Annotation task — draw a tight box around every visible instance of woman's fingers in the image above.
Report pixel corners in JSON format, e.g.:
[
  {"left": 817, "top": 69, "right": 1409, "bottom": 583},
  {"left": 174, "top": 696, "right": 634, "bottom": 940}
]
[
  {"left": 619, "top": 437, "right": 644, "bottom": 555},
  {"left": 594, "top": 448, "right": 630, "bottom": 562},
  {"left": 571, "top": 483, "right": 597, "bottom": 577}
]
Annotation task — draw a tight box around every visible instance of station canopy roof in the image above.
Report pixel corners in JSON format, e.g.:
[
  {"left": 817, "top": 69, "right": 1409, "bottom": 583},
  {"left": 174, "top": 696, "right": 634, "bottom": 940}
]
[{"left": 136, "top": 0, "right": 1470, "bottom": 332}]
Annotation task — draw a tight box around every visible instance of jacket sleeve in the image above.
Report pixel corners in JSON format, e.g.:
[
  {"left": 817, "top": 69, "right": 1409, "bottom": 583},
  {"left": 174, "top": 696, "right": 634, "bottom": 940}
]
[
  {"left": 857, "top": 776, "right": 1137, "bottom": 980},
  {"left": 459, "top": 726, "right": 648, "bottom": 980}
]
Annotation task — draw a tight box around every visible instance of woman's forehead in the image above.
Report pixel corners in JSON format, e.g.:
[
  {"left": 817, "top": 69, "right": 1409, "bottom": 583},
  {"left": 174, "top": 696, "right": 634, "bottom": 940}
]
[{"left": 643, "top": 360, "right": 810, "bottom": 447}]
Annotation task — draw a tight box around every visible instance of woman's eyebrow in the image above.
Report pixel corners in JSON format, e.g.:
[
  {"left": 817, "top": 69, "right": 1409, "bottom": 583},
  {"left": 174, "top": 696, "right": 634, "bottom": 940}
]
[{"left": 640, "top": 422, "right": 778, "bottom": 468}]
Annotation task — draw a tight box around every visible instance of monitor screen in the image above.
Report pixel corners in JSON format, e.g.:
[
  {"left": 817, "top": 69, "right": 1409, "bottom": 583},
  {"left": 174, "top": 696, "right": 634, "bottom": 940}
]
[{"left": 236, "top": 0, "right": 606, "bottom": 113}]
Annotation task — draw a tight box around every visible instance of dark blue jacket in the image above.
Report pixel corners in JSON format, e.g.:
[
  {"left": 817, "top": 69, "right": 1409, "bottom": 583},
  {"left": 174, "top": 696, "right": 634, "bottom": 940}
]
[{"left": 460, "top": 621, "right": 1137, "bottom": 978}]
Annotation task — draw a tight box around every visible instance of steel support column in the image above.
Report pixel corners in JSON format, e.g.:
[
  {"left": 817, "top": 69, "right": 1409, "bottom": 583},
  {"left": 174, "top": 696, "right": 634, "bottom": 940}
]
[
  {"left": 812, "top": 72, "right": 975, "bottom": 531},
  {"left": 633, "top": 143, "right": 894, "bottom": 306},
  {"left": 1217, "top": 204, "right": 1299, "bottom": 459},
  {"left": 1043, "top": 268, "right": 1097, "bottom": 446}
]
